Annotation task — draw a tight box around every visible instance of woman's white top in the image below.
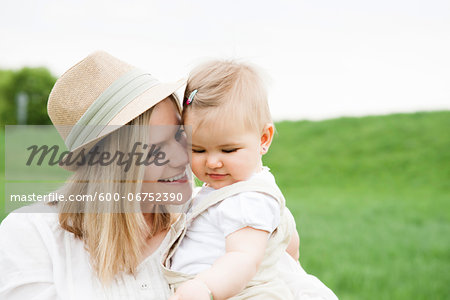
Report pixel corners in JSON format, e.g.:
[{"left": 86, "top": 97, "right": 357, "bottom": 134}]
[
  {"left": 0, "top": 204, "right": 172, "bottom": 300},
  {"left": 171, "top": 168, "right": 280, "bottom": 274}
]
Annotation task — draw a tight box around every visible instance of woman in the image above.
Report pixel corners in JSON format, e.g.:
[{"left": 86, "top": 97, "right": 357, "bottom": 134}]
[{"left": 0, "top": 51, "right": 192, "bottom": 299}]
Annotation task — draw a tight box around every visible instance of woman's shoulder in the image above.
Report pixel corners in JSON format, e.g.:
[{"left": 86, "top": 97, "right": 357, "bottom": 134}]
[
  {"left": 0, "top": 204, "right": 63, "bottom": 248},
  {"left": 0, "top": 204, "right": 89, "bottom": 300},
  {"left": 1, "top": 203, "right": 59, "bottom": 225},
  {"left": 0, "top": 205, "right": 63, "bottom": 286}
]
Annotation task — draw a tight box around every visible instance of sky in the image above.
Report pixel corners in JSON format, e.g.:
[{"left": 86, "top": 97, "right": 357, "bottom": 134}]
[{"left": 1, "top": 0, "right": 449, "bottom": 121}]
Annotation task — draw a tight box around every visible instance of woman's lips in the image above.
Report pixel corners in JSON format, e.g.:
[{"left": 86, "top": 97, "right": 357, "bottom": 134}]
[
  {"left": 166, "top": 175, "right": 188, "bottom": 184},
  {"left": 207, "top": 173, "right": 228, "bottom": 180},
  {"left": 158, "top": 174, "right": 189, "bottom": 184}
]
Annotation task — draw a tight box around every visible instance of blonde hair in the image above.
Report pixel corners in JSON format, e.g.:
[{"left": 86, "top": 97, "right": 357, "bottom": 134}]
[
  {"left": 55, "top": 96, "right": 178, "bottom": 284},
  {"left": 182, "top": 60, "right": 272, "bottom": 133}
]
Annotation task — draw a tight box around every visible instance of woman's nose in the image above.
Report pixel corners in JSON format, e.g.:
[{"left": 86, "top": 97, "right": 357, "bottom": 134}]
[
  {"left": 165, "top": 139, "right": 189, "bottom": 168},
  {"left": 206, "top": 154, "right": 223, "bottom": 169}
]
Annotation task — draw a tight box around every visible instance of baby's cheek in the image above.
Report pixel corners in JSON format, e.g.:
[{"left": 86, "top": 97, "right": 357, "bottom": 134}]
[
  {"left": 190, "top": 156, "right": 203, "bottom": 175},
  {"left": 237, "top": 161, "right": 258, "bottom": 179}
]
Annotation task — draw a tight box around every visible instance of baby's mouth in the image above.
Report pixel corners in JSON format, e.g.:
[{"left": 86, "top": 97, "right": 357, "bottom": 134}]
[{"left": 207, "top": 173, "right": 228, "bottom": 180}]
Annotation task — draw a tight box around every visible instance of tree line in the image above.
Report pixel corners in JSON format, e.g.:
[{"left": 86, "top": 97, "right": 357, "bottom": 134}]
[{"left": 0, "top": 67, "right": 56, "bottom": 126}]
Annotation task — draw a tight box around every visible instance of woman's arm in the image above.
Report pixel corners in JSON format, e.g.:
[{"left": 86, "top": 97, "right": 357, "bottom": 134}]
[{"left": 170, "top": 227, "right": 269, "bottom": 300}]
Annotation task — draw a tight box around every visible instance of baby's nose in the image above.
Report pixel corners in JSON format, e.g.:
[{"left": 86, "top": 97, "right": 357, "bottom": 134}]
[{"left": 206, "top": 155, "right": 223, "bottom": 169}]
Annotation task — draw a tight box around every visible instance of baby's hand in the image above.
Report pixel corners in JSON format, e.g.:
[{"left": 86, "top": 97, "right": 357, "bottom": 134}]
[{"left": 168, "top": 279, "right": 212, "bottom": 300}]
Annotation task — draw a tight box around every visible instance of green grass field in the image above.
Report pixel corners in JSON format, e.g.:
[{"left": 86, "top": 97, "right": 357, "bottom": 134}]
[
  {"left": 0, "top": 127, "right": 5, "bottom": 222},
  {"left": 1, "top": 111, "right": 449, "bottom": 299}
]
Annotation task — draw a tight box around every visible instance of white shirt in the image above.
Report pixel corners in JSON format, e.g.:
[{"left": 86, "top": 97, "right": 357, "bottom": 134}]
[
  {"left": 170, "top": 168, "right": 280, "bottom": 274},
  {"left": 0, "top": 204, "right": 172, "bottom": 300}
]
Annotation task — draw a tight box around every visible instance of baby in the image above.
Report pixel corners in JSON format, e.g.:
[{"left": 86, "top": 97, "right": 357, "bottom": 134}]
[{"left": 163, "top": 60, "right": 337, "bottom": 300}]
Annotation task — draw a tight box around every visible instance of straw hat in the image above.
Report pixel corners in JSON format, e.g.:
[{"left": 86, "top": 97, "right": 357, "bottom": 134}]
[{"left": 47, "top": 51, "right": 185, "bottom": 171}]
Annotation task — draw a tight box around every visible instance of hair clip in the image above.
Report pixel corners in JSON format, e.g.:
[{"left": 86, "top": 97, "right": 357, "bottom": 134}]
[{"left": 186, "top": 89, "right": 198, "bottom": 105}]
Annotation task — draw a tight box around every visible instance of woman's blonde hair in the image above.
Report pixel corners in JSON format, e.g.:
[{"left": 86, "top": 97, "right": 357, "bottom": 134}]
[
  {"left": 182, "top": 60, "right": 272, "bottom": 133},
  {"left": 55, "top": 96, "right": 178, "bottom": 284}
]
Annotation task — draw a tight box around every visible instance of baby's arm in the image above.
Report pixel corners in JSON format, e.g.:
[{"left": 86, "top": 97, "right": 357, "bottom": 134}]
[
  {"left": 286, "top": 227, "right": 300, "bottom": 261},
  {"left": 170, "top": 191, "right": 279, "bottom": 300},
  {"left": 197, "top": 226, "right": 269, "bottom": 299},
  {"left": 284, "top": 207, "right": 300, "bottom": 261},
  {"left": 171, "top": 227, "right": 269, "bottom": 300}
]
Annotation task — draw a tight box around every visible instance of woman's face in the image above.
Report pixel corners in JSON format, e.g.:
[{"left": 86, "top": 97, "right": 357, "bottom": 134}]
[{"left": 141, "top": 98, "right": 191, "bottom": 206}]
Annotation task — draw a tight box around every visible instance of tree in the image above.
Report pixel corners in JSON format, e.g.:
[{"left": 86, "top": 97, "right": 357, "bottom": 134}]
[
  {"left": 0, "top": 69, "right": 14, "bottom": 125},
  {"left": 0, "top": 67, "right": 56, "bottom": 126}
]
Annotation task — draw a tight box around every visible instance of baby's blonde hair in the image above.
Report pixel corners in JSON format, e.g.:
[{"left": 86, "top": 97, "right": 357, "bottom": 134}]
[{"left": 182, "top": 60, "right": 272, "bottom": 133}]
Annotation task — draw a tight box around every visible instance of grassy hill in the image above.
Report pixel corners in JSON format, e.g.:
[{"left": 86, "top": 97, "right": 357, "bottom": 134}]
[
  {"left": 1, "top": 111, "right": 449, "bottom": 299},
  {"left": 263, "top": 111, "right": 449, "bottom": 299}
]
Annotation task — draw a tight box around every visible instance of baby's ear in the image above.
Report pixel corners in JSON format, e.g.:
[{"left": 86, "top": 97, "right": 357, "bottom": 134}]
[{"left": 260, "top": 123, "right": 274, "bottom": 155}]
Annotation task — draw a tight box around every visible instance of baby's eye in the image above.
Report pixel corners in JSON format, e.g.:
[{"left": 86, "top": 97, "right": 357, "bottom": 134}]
[
  {"left": 192, "top": 149, "right": 205, "bottom": 153},
  {"left": 222, "top": 148, "right": 238, "bottom": 153}
]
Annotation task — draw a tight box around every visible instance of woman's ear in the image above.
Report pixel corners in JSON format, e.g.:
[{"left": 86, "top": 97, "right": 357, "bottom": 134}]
[{"left": 260, "top": 123, "right": 274, "bottom": 155}]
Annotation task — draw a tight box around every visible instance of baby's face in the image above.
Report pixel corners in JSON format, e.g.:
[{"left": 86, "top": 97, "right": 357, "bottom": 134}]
[{"left": 184, "top": 113, "right": 263, "bottom": 189}]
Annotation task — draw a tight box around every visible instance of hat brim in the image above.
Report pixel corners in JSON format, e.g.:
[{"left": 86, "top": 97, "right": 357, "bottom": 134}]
[{"left": 59, "top": 78, "right": 186, "bottom": 171}]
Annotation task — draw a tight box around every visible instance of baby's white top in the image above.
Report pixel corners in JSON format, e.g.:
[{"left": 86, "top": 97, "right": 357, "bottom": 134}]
[
  {"left": 170, "top": 167, "right": 280, "bottom": 274},
  {"left": 0, "top": 204, "right": 173, "bottom": 300}
]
